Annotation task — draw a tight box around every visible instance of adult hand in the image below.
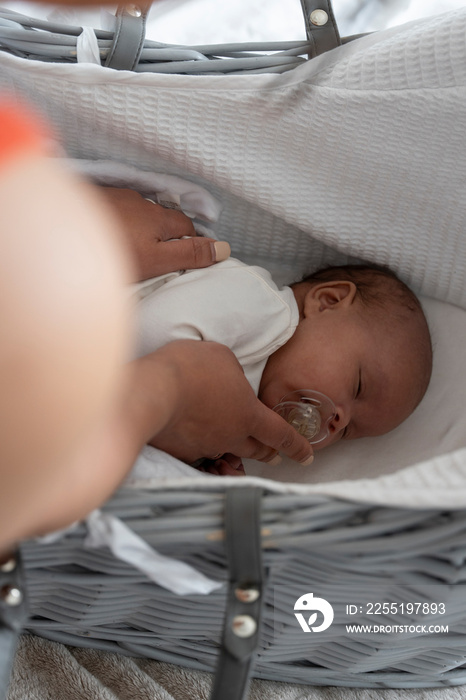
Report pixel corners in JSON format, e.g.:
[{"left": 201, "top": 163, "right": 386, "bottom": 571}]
[
  {"left": 131, "top": 340, "right": 315, "bottom": 466},
  {"left": 99, "top": 187, "right": 231, "bottom": 281},
  {"left": 0, "top": 140, "right": 135, "bottom": 549}
]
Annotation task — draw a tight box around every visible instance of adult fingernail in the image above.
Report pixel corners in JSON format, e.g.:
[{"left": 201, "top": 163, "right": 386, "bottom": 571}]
[
  {"left": 300, "top": 454, "right": 314, "bottom": 466},
  {"left": 266, "top": 454, "right": 282, "bottom": 466},
  {"left": 213, "top": 241, "right": 231, "bottom": 262}
]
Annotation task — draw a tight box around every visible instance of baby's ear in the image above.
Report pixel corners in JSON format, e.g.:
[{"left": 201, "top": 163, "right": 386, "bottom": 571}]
[{"left": 304, "top": 281, "right": 357, "bottom": 314}]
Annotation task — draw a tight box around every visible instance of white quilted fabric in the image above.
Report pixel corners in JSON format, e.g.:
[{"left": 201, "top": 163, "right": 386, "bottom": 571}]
[
  {"left": 2, "top": 10, "right": 466, "bottom": 506},
  {"left": 1, "top": 10, "right": 466, "bottom": 297}
]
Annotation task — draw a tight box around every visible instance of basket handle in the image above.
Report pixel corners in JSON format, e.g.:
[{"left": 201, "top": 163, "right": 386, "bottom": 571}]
[
  {"left": 301, "top": 0, "right": 341, "bottom": 55},
  {"left": 105, "top": 1, "right": 152, "bottom": 70},
  {"left": 106, "top": 0, "right": 341, "bottom": 71},
  {"left": 210, "top": 487, "right": 264, "bottom": 700}
]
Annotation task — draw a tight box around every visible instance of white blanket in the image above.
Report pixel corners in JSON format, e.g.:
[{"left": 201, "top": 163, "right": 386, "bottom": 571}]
[{"left": 1, "top": 11, "right": 466, "bottom": 303}]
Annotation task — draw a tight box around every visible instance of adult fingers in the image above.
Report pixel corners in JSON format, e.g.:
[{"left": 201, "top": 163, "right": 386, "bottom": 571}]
[
  {"left": 152, "top": 237, "right": 231, "bottom": 274},
  {"left": 154, "top": 206, "right": 197, "bottom": 239},
  {"left": 153, "top": 207, "right": 229, "bottom": 262},
  {"left": 237, "top": 439, "right": 282, "bottom": 464},
  {"left": 249, "top": 403, "right": 314, "bottom": 465}
]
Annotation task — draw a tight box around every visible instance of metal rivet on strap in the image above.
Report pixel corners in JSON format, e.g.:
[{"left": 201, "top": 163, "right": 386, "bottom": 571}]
[
  {"left": 125, "top": 4, "right": 142, "bottom": 17},
  {"left": 235, "top": 587, "right": 260, "bottom": 604},
  {"left": 0, "top": 556, "right": 16, "bottom": 573},
  {"left": 232, "top": 615, "right": 257, "bottom": 638},
  {"left": 310, "top": 9, "right": 329, "bottom": 26},
  {"left": 1, "top": 586, "right": 23, "bottom": 607}
]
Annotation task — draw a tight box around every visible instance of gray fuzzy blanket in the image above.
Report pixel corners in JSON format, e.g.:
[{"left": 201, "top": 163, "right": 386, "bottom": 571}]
[{"left": 7, "top": 635, "right": 466, "bottom": 700}]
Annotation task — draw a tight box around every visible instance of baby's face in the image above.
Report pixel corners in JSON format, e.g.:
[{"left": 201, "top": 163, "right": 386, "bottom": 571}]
[{"left": 259, "top": 281, "right": 427, "bottom": 450}]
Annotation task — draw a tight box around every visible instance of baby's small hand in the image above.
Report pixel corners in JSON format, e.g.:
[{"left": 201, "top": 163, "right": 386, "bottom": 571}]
[{"left": 198, "top": 453, "right": 246, "bottom": 477}]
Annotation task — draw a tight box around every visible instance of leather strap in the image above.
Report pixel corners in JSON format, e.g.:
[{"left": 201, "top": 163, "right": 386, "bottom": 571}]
[
  {"left": 0, "top": 551, "right": 28, "bottom": 700},
  {"left": 105, "top": 2, "right": 151, "bottom": 71},
  {"left": 210, "top": 488, "right": 264, "bottom": 700},
  {"left": 300, "top": 0, "right": 341, "bottom": 56}
]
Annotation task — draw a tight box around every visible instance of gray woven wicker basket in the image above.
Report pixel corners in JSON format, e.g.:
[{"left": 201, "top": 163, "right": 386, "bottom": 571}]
[{"left": 21, "top": 483, "right": 466, "bottom": 690}]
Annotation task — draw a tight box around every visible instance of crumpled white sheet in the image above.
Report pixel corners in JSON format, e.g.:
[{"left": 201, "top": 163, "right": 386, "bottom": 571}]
[
  {"left": 76, "top": 26, "right": 100, "bottom": 66},
  {"left": 38, "top": 502, "right": 221, "bottom": 596},
  {"left": 85, "top": 509, "right": 222, "bottom": 595},
  {"left": 71, "top": 159, "right": 222, "bottom": 225}
]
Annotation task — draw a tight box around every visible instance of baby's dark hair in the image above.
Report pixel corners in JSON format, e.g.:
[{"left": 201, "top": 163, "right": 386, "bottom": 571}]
[{"left": 297, "top": 263, "right": 422, "bottom": 318}]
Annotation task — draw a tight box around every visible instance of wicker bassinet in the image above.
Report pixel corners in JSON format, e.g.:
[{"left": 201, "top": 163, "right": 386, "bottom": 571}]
[{"left": 1, "top": 0, "right": 466, "bottom": 696}]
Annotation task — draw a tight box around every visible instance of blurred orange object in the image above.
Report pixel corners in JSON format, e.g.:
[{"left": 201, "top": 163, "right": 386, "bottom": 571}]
[{"left": 0, "top": 99, "right": 54, "bottom": 167}]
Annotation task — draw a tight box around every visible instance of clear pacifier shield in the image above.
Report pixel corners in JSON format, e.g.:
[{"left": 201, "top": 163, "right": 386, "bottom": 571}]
[{"left": 273, "top": 390, "right": 336, "bottom": 445}]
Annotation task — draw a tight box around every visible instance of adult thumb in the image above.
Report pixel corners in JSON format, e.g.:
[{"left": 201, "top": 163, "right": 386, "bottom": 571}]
[{"left": 157, "top": 237, "right": 231, "bottom": 273}]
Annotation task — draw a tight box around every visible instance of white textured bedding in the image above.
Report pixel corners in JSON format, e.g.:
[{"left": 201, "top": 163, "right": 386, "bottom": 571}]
[{"left": 2, "top": 11, "right": 466, "bottom": 305}]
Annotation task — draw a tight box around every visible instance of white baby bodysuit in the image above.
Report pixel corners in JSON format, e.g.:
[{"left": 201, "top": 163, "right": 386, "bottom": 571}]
[{"left": 134, "top": 257, "right": 299, "bottom": 395}]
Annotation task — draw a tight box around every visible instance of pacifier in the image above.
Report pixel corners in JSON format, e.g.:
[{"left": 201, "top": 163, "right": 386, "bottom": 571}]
[{"left": 273, "top": 390, "right": 336, "bottom": 445}]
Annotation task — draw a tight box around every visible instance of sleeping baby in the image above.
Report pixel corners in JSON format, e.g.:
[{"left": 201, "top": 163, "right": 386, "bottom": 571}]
[{"left": 134, "top": 256, "right": 433, "bottom": 476}]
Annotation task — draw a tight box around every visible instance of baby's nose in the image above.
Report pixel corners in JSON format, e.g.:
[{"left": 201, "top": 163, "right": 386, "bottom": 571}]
[{"left": 328, "top": 408, "right": 349, "bottom": 437}]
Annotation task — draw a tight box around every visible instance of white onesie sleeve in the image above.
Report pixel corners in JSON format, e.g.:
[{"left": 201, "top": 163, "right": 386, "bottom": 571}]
[{"left": 134, "top": 257, "right": 299, "bottom": 394}]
